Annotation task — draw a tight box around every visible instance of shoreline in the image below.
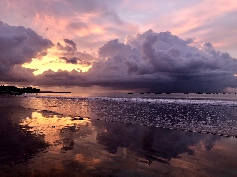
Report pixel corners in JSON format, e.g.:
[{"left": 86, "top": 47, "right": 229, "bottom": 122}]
[
  {"left": 0, "top": 105, "right": 237, "bottom": 176},
  {"left": 1, "top": 95, "right": 237, "bottom": 137}
]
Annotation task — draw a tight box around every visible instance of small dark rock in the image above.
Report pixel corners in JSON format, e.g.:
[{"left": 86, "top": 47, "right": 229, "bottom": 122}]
[{"left": 71, "top": 117, "right": 84, "bottom": 120}]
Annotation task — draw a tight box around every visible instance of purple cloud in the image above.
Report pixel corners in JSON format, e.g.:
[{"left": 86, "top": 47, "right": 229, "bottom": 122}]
[
  {"left": 36, "top": 30, "right": 237, "bottom": 92},
  {"left": 0, "top": 21, "right": 53, "bottom": 82},
  {"left": 1, "top": 22, "right": 237, "bottom": 93}
]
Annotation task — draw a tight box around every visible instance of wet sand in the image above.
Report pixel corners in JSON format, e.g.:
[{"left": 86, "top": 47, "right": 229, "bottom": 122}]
[
  {"left": 2, "top": 96, "right": 237, "bottom": 136},
  {"left": 0, "top": 105, "right": 237, "bottom": 177}
]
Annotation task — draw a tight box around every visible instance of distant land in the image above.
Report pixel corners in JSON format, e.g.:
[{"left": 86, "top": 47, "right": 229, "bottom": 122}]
[
  {"left": 127, "top": 92, "right": 235, "bottom": 94},
  {"left": 0, "top": 85, "right": 71, "bottom": 95},
  {"left": 39, "top": 91, "right": 71, "bottom": 93}
]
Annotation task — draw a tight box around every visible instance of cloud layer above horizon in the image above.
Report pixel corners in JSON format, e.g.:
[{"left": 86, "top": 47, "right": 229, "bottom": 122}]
[
  {"left": 0, "top": 0, "right": 237, "bottom": 92},
  {"left": 1, "top": 21, "right": 237, "bottom": 92}
]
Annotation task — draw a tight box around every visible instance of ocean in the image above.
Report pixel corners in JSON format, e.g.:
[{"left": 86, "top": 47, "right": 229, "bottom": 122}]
[
  {"left": 2, "top": 92, "right": 237, "bottom": 136},
  {"left": 1, "top": 92, "right": 237, "bottom": 176}
]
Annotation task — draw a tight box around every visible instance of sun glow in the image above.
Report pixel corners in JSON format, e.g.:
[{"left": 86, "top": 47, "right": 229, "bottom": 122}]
[{"left": 22, "top": 49, "right": 92, "bottom": 75}]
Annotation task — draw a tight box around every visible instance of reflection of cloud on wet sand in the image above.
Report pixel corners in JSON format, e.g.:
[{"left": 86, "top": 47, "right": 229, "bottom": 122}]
[
  {"left": 2, "top": 106, "right": 237, "bottom": 176},
  {"left": 89, "top": 120, "right": 237, "bottom": 176},
  {"left": 74, "top": 154, "right": 100, "bottom": 169},
  {"left": 8, "top": 108, "right": 100, "bottom": 176},
  {"left": 94, "top": 120, "right": 220, "bottom": 164},
  {"left": 19, "top": 111, "right": 92, "bottom": 153},
  {"left": 170, "top": 137, "right": 237, "bottom": 176}
]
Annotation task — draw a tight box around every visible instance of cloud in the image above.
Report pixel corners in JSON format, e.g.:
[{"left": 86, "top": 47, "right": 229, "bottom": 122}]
[
  {"left": 60, "top": 57, "right": 91, "bottom": 66},
  {"left": 57, "top": 39, "right": 94, "bottom": 65},
  {"left": 125, "top": 0, "right": 237, "bottom": 58},
  {"left": 98, "top": 39, "right": 132, "bottom": 58},
  {"left": 1, "top": 21, "right": 236, "bottom": 92},
  {"left": 0, "top": 0, "right": 139, "bottom": 55},
  {"left": 57, "top": 39, "right": 77, "bottom": 54},
  {"left": 56, "top": 39, "right": 95, "bottom": 60},
  {"left": 35, "top": 69, "right": 86, "bottom": 86},
  {"left": 60, "top": 57, "right": 78, "bottom": 64},
  {"left": 67, "top": 22, "right": 88, "bottom": 31},
  {"left": 35, "top": 29, "right": 237, "bottom": 92},
  {"left": 0, "top": 21, "right": 53, "bottom": 82}
]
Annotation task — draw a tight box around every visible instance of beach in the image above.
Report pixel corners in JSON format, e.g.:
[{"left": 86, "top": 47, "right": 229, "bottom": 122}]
[
  {"left": 1, "top": 0, "right": 237, "bottom": 176},
  {"left": 0, "top": 95, "right": 237, "bottom": 176}
]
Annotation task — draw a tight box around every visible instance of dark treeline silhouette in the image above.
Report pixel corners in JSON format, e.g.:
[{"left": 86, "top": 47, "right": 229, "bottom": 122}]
[{"left": 0, "top": 85, "right": 40, "bottom": 95}]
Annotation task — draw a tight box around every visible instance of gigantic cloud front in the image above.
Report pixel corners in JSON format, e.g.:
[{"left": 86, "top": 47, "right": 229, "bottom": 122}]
[
  {"left": 0, "top": 21, "right": 53, "bottom": 82},
  {"left": 1, "top": 22, "right": 237, "bottom": 92},
  {"left": 36, "top": 29, "right": 237, "bottom": 92}
]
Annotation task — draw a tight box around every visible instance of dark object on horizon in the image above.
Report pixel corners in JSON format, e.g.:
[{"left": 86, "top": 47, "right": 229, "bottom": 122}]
[
  {"left": 184, "top": 93, "right": 189, "bottom": 94},
  {"left": 71, "top": 117, "right": 84, "bottom": 120},
  {"left": 0, "top": 85, "right": 40, "bottom": 95},
  {"left": 166, "top": 92, "right": 170, "bottom": 94},
  {"left": 155, "top": 92, "right": 162, "bottom": 94},
  {"left": 39, "top": 91, "right": 71, "bottom": 93},
  {"left": 127, "top": 93, "right": 133, "bottom": 94},
  {"left": 140, "top": 93, "right": 144, "bottom": 94},
  {"left": 196, "top": 92, "right": 203, "bottom": 94},
  {"left": 223, "top": 93, "right": 226, "bottom": 94},
  {"left": 206, "top": 93, "right": 211, "bottom": 94}
]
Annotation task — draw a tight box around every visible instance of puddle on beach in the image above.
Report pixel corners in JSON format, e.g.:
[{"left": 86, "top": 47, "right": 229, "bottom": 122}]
[{"left": 0, "top": 106, "right": 237, "bottom": 176}]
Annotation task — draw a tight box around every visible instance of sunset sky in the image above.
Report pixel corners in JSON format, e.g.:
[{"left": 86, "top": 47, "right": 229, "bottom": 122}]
[{"left": 0, "top": 0, "right": 237, "bottom": 92}]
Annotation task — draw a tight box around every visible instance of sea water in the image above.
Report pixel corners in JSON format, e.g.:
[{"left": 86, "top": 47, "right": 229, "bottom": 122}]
[
  {"left": 1, "top": 92, "right": 237, "bottom": 137},
  {"left": 1, "top": 92, "right": 237, "bottom": 176}
]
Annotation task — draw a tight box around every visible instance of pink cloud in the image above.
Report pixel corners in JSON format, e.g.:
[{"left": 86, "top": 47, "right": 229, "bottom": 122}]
[
  {"left": 140, "top": 0, "right": 237, "bottom": 57},
  {"left": 0, "top": 0, "right": 139, "bottom": 54}
]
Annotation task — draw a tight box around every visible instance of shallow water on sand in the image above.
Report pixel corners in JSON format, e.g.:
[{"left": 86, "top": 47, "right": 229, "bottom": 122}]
[
  {"left": 0, "top": 106, "right": 237, "bottom": 176},
  {"left": 1, "top": 94, "right": 237, "bottom": 136}
]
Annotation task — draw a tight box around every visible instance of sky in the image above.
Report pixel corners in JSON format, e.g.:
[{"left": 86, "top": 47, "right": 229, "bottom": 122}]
[{"left": 0, "top": 0, "right": 237, "bottom": 92}]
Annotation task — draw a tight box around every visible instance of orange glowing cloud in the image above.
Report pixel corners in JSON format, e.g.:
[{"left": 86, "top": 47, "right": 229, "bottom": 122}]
[{"left": 22, "top": 53, "right": 92, "bottom": 75}]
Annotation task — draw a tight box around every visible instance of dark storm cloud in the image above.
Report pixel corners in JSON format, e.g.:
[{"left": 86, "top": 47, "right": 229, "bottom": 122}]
[
  {"left": 1, "top": 21, "right": 236, "bottom": 92},
  {"left": 35, "top": 69, "right": 86, "bottom": 86},
  {"left": 140, "top": 34, "right": 220, "bottom": 74},
  {"left": 60, "top": 57, "right": 78, "bottom": 64},
  {"left": 57, "top": 39, "right": 77, "bottom": 54},
  {"left": 98, "top": 39, "right": 132, "bottom": 58},
  {"left": 57, "top": 39, "right": 95, "bottom": 65},
  {"left": 60, "top": 57, "right": 91, "bottom": 66},
  {"left": 37, "top": 29, "right": 237, "bottom": 92},
  {"left": 0, "top": 21, "right": 53, "bottom": 82}
]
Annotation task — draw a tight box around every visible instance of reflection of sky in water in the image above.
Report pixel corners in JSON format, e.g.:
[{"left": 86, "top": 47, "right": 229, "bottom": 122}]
[
  {"left": 1, "top": 106, "right": 237, "bottom": 176},
  {"left": 20, "top": 111, "right": 92, "bottom": 153},
  {"left": 3, "top": 96, "right": 236, "bottom": 136}
]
